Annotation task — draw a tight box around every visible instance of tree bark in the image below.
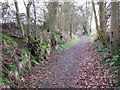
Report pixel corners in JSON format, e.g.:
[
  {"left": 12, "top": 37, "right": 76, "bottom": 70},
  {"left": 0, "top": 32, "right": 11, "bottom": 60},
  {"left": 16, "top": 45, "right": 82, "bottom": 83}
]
[
  {"left": 99, "top": 1, "right": 108, "bottom": 45},
  {"left": 92, "top": 0, "right": 104, "bottom": 45},
  {"left": 70, "top": 17, "right": 72, "bottom": 39},
  {"left": 82, "top": 25, "right": 87, "bottom": 34},
  {"left": 26, "top": 1, "right": 32, "bottom": 38},
  {"left": 110, "top": 1, "right": 119, "bottom": 54},
  {"left": 89, "top": 13, "right": 93, "bottom": 33},
  {"left": 48, "top": 2, "right": 58, "bottom": 49},
  {"left": 14, "top": 0, "right": 25, "bottom": 37},
  {"left": 33, "top": 0, "right": 37, "bottom": 35}
]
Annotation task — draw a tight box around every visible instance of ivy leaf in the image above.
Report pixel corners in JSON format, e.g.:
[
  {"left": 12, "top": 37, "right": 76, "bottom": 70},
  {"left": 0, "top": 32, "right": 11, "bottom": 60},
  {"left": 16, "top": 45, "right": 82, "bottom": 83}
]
[
  {"left": 12, "top": 41, "right": 18, "bottom": 46},
  {"left": 31, "top": 60, "right": 40, "bottom": 66},
  {"left": 9, "top": 64, "right": 17, "bottom": 71}
]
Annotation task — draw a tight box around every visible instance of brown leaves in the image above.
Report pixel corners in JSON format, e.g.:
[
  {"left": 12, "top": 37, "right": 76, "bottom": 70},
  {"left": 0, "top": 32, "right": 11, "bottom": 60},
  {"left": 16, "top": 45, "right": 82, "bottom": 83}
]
[{"left": 23, "top": 37, "right": 110, "bottom": 88}]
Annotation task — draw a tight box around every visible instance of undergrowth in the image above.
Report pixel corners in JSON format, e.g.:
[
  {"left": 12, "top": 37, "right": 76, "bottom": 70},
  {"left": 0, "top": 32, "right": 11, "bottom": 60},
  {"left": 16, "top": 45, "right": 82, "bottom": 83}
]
[
  {"left": 1, "top": 31, "right": 68, "bottom": 88},
  {"left": 1, "top": 34, "right": 37, "bottom": 88},
  {"left": 92, "top": 39, "right": 120, "bottom": 87}
]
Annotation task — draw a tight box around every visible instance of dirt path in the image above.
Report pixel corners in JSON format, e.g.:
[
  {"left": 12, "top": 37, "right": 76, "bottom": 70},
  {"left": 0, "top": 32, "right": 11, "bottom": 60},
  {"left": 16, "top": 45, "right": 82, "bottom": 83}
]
[{"left": 26, "top": 35, "right": 108, "bottom": 88}]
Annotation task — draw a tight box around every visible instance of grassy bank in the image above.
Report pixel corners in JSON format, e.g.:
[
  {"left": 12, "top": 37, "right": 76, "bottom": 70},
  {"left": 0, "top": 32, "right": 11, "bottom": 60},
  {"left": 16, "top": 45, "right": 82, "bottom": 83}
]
[{"left": 58, "top": 35, "right": 80, "bottom": 51}]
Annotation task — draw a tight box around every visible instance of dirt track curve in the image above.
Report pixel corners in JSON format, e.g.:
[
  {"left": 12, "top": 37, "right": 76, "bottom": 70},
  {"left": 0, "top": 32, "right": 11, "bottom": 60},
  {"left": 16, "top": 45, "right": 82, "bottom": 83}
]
[{"left": 27, "top": 35, "right": 109, "bottom": 88}]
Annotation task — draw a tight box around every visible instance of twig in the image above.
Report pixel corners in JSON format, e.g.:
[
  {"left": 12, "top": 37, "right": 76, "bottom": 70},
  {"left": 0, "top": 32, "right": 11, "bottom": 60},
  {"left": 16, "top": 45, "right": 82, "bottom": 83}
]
[
  {"left": 2, "top": 65, "right": 8, "bottom": 72},
  {"left": 10, "top": 47, "right": 17, "bottom": 59}
]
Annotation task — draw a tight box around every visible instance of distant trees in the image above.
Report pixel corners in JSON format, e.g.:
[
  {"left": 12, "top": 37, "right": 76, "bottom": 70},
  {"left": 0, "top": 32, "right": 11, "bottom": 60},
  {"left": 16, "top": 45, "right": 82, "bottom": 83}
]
[
  {"left": 63, "top": 2, "right": 74, "bottom": 38},
  {"left": 78, "top": 1, "right": 93, "bottom": 35},
  {"left": 4, "top": 0, "right": 120, "bottom": 56},
  {"left": 3, "top": 0, "right": 100, "bottom": 59},
  {"left": 45, "top": 1, "right": 80, "bottom": 41},
  {"left": 13, "top": 0, "right": 81, "bottom": 58}
]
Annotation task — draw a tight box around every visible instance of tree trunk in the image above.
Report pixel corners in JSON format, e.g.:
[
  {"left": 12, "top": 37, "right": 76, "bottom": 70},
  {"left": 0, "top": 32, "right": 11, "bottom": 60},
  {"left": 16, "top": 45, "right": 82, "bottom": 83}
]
[
  {"left": 110, "top": 1, "right": 119, "bottom": 54},
  {"left": 33, "top": 0, "right": 37, "bottom": 35},
  {"left": 92, "top": 0, "right": 105, "bottom": 45},
  {"left": 26, "top": 2, "right": 32, "bottom": 38},
  {"left": 26, "top": 1, "right": 41, "bottom": 60},
  {"left": 82, "top": 25, "right": 87, "bottom": 34},
  {"left": 89, "top": 14, "right": 93, "bottom": 33},
  {"left": 99, "top": 1, "right": 108, "bottom": 45},
  {"left": 70, "top": 15, "right": 72, "bottom": 39},
  {"left": 48, "top": 2, "right": 58, "bottom": 49},
  {"left": 14, "top": 0, "right": 24, "bottom": 37}
]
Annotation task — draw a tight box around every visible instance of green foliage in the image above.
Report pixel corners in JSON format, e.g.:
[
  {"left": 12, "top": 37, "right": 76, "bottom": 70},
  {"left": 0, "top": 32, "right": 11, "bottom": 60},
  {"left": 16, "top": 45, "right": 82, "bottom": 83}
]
[
  {"left": 31, "top": 60, "right": 40, "bottom": 66},
  {"left": 2, "top": 47, "right": 10, "bottom": 51},
  {"left": 9, "top": 65, "right": 17, "bottom": 71},
  {"left": 4, "top": 58, "right": 10, "bottom": 62},
  {"left": 93, "top": 39, "right": 120, "bottom": 86},
  {"left": 1, "top": 31, "right": 80, "bottom": 87},
  {"left": 40, "top": 40, "right": 50, "bottom": 60},
  {"left": 1, "top": 34, "right": 18, "bottom": 46},
  {"left": 42, "top": 67, "right": 46, "bottom": 70},
  {"left": 12, "top": 41, "right": 18, "bottom": 47},
  {"left": 40, "top": 56, "right": 44, "bottom": 60},
  {"left": 106, "top": 26, "right": 111, "bottom": 33},
  {"left": 23, "top": 37, "right": 28, "bottom": 43},
  {"left": 54, "top": 32, "right": 65, "bottom": 44},
  {"left": 19, "top": 70, "right": 23, "bottom": 76},
  {"left": 93, "top": 39, "right": 110, "bottom": 53},
  {"left": 22, "top": 48, "right": 31, "bottom": 55},
  {"left": 58, "top": 36, "right": 80, "bottom": 51},
  {"left": 105, "top": 49, "right": 120, "bottom": 86},
  {"left": 43, "top": 31, "right": 48, "bottom": 35},
  {"left": 58, "top": 43, "right": 69, "bottom": 51},
  {"left": 21, "top": 49, "right": 31, "bottom": 70},
  {"left": 2, "top": 79, "right": 10, "bottom": 86},
  {"left": 1, "top": 34, "right": 39, "bottom": 87},
  {"left": 22, "top": 48, "right": 40, "bottom": 66},
  {"left": 32, "top": 33, "right": 36, "bottom": 38},
  {"left": 42, "top": 44, "right": 48, "bottom": 50}
]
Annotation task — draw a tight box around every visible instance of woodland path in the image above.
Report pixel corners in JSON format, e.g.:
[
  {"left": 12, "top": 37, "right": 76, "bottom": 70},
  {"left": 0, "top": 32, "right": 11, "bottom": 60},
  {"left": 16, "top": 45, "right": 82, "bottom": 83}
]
[{"left": 26, "top": 35, "right": 108, "bottom": 88}]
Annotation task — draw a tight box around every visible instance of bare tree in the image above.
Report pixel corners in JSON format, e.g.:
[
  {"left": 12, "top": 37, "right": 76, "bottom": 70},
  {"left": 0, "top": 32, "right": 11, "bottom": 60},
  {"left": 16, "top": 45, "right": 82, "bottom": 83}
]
[
  {"left": 26, "top": 1, "right": 32, "bottom": 38},
  {"left": 14, "top": 0, "right": 25, "bottom": 37},
  {"left": 33, "top": 0, "right": 37, "bottom": 35},
  {"left": 92, "top": 0, "right": 101, "bottom": 40}
]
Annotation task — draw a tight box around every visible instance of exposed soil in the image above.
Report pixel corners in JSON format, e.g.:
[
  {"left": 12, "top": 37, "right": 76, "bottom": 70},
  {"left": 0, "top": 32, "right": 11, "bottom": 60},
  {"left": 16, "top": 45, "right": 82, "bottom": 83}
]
[{"left": 25, "top": 35, "right": 109, "bottom": 88}]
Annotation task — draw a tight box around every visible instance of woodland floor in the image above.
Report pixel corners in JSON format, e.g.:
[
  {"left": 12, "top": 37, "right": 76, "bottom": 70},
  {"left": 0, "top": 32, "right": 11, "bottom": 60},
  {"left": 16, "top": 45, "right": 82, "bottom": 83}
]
[{"left": 24, "top": 35, "right": 110, "bottom": 88}]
